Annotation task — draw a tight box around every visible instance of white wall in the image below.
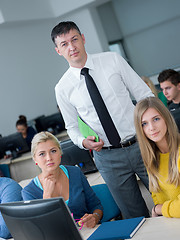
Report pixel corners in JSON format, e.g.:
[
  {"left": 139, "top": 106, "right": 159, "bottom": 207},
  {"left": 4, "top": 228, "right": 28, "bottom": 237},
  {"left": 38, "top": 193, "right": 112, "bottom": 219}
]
[
  {"left": 97, "top": 0, "right": 180, "bottom": 79},
  {"left": 112, "top": 0, "right": 180, "bottom": 77},
  {"left": 0, "top": 8, "right": 104, "bottom": 136}
]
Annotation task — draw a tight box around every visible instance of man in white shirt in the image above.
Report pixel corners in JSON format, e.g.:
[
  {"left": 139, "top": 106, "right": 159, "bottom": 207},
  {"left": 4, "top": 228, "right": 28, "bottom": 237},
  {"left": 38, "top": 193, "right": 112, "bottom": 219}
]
[{"left": 51, "top": 21, "right": 153, "bottom": 219}]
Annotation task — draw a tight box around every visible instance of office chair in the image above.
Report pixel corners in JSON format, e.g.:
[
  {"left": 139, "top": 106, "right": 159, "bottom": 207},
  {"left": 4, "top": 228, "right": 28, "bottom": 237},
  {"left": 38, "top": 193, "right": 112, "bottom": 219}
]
[
  {"left": 60, "top": 139, "right": 98, "bottom": 175},
  {"left": 170, "top": 109, "right": 180, "bottom": 132},
  {"left": 0, "top": 164, "right": 11, "bottom": 178},
  {"left": 91, "top": 183, "right": 122, "bottom": 223}
]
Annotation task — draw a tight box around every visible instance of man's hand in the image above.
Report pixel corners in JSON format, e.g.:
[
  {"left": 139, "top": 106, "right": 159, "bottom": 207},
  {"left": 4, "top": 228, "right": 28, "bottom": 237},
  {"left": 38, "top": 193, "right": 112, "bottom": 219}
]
[{"left": 83, "top": 136, "right": 104, "bottom": 152}]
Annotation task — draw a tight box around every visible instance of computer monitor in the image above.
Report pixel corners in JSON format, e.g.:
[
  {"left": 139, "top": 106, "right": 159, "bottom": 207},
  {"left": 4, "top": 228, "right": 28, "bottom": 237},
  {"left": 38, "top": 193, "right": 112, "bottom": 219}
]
[
  {"left": 0, "top": 132, "right": 29, "bottom": 160},
  {"left": 38, "top": 112, "right": 65, "bottom": 135},
  {"left": 60, "top": 139, "right": 98, "bottom": 175},
  {"left": 0, "top": 137, "right": 5, "bottom": 159},
  {"left": 33, "top": 115, "right": 45, "bottom": 132},
  {"left": 0, "top": 197, "right": 83, "bottom": 240}
]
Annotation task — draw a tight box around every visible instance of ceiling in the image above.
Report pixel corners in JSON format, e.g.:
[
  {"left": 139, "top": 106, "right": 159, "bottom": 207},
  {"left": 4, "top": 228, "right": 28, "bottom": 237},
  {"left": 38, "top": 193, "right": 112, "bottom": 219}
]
[{"left": 0, "top": 0, "right": 108, "bottom": 25}]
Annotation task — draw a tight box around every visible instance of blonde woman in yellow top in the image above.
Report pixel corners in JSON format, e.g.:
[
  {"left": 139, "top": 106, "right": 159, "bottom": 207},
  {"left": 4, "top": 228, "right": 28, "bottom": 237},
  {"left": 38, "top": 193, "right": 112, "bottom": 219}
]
[{"left": 134, "top": 96, "right": 180, "bottom": 218}]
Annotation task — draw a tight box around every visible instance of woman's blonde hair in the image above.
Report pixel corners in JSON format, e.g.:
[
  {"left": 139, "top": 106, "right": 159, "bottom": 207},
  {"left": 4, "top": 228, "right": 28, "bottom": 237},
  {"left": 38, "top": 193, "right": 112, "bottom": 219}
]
[
  {"left": 31, "top": 131, "right": 62, "bottom": 158},
  {"left": 141, "top": 76, "right": 158, "bottom": 97},
  {"left": 134, "top": 97, "right": 180, "bottom": 192}
]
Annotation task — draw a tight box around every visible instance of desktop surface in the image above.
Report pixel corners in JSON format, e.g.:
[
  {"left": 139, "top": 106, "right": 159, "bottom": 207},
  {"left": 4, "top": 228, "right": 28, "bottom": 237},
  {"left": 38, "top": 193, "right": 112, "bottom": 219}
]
[
  {"left": 132, "top": 216, "right": 180, "bottom": 240},
  {"left": 82, "top": 216, "right": 180, "bottom": 240}
]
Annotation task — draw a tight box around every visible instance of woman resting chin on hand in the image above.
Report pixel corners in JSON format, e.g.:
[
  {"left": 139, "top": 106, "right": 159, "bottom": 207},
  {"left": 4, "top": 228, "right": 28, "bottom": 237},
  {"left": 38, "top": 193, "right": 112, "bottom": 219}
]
[{"left": 22, "top": 131, "right": 103, "bottom": 227}]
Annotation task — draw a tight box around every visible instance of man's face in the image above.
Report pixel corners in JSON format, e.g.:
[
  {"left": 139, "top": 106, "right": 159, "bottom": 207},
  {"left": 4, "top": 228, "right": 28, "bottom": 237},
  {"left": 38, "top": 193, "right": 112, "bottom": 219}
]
[
  {"left": 55, "top": 29, "right": 87, "bottom": 68},
  {"left": 160, "top": 80, "right": 180, "bottom": 103}
]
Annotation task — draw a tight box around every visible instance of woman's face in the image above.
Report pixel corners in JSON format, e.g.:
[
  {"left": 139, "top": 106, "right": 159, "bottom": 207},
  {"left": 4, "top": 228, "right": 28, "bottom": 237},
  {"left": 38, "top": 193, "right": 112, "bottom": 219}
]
[
  {"left": 34, "top": 140, "right": 61, "bottom": 172},
  {"left": 16, "top": 124, "right": 27, "bottom": 136},
  {"left": 141, "top": 108, "right": 167, "bottom": 145}
]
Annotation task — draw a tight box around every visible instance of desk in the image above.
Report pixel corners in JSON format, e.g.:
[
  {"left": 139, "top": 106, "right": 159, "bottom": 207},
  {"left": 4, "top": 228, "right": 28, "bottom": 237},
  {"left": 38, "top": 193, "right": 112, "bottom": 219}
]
[
  {"left": 0, "top": 152, "right": 41, "bottom": 182},
  {"left": 81, "top": 216, "right": 180, "bottom": 240},
  {"left": 132, "top": 216, "right": 180, "bottom": 240},
  {"left": 3, "top": 217, "right": 180, "bottom": 240},
  {"left": 56, "top": 130, "right": 69, "bottom": 142}
]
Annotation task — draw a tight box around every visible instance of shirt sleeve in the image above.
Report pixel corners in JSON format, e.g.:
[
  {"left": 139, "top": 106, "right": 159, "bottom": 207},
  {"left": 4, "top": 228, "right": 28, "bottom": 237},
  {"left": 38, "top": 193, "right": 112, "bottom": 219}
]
[
  {"left": 151, "top": 191, "right": 159, "bottom": 206},
  {"left": 161, "top": 195, "right": 180, "bottom": 218},
  {"left": 0, "top": 219, "right": 11, "bottom": 239},
  {"left": 0, "top": 179, "right": 22, "bottom": 239},
  {"left": 161, "top": 155, "right": 180, "bottom": 217},
  {"left": 55, "top": 83, "right": 85, "bottom": 149},
  {"left": 21, "top": 180, "right": 43, "bottom": 201},
  {"left": 114, "top": 53, "right": 154, "bottom": 102}
]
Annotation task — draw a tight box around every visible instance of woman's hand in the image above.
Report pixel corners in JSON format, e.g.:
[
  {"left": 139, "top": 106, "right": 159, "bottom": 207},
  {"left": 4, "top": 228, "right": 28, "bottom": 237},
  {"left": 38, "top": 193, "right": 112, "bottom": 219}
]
[
  {"left": 79, "top": 210, "right": 102, "bottom": 228},
  {"left": 42, "top": 174, "right": 56, "bottom": 199},
  {"left": 152, "top": 204, "right": 163, "bottom": 217},
  {"left": 78, "top": 213, "right": 98, "bottom": 228}
]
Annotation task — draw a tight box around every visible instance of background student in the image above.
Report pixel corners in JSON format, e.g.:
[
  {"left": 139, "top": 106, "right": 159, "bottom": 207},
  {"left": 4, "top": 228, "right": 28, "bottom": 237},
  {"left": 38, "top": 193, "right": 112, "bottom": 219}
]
[
  {"left": 22, "top": 131, "right": 103, "bottom": 228},
  {"left": 158, "top": 69, "right": 180, "bottom": 111},
  {"left": 16, "top": 115, "right": 37, "bottom": 149},
  {"left": 134, "top": 96, "right": 180, "bottom": 217},
  {"left": 141, "top": 76, "right": 167, "bottom": 107},
  {"left": 0, "top": 177, "right": 22, "bottom": 238},
  {"left": 52, "top": 21, "right": 153, "bottom": 219}
]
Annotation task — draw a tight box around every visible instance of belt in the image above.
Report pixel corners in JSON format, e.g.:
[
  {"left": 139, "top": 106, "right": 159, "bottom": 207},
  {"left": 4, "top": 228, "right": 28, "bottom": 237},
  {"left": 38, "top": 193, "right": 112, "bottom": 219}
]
[{"left": 102, "top": 136, "right": 136, "bottom": 150}]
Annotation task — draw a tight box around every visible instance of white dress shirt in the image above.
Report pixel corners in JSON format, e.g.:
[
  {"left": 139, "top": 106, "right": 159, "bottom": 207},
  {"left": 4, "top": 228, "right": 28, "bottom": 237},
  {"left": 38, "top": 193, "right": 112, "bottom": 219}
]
[{"left": 55, "top": 52, "right": 153, "bottom": 148}]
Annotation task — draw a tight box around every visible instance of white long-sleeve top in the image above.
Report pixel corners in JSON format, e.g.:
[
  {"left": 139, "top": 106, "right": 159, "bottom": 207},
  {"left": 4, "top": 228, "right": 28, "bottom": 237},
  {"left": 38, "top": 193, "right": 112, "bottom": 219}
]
[{"left": 55, "top": 52, "right": 153, "bottom": 148}]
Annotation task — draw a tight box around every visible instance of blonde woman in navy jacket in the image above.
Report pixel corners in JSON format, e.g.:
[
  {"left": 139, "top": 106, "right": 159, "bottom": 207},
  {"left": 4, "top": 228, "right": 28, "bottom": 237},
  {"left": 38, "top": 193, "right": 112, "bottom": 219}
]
[{"left": 22, "top": 131, "right": 103, "bottom": 228}]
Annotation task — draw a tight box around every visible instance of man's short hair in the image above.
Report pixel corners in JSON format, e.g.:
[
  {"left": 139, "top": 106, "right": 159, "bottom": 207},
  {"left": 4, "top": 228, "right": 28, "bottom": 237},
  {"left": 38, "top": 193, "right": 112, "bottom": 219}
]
[
  {"left": 158, "top": 69, "right": 180, "bottom": 86},
  {"left": 51, "top": 21, "right": 81, "bottom": 46}
]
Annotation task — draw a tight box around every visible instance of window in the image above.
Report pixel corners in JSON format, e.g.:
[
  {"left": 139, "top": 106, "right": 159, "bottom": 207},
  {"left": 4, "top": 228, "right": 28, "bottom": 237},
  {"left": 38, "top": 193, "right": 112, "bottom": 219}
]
[{"left": 109, "top": 41, "right": 129, "bottom": 63}]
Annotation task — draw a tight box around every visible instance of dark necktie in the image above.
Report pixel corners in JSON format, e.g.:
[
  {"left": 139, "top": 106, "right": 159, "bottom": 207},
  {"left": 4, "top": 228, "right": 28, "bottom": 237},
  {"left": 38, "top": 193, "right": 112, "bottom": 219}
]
[{"left": 81, "top": 67, "right": 121, "bottom": 146}]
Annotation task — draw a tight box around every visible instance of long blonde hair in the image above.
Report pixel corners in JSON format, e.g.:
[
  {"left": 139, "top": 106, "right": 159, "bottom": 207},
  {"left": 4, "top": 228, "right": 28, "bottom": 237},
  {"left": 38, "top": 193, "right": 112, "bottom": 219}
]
[
  {"left": 134, "top": 97, "right": 180, "bottom": 192},
  {"left": 141, "top": 76, "right": 158, "bottom": 97}
]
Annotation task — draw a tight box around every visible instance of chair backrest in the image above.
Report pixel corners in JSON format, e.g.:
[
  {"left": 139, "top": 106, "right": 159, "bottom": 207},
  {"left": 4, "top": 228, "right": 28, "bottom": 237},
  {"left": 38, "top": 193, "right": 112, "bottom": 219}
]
[
  {"left": 91, "top": 184, "right": 121, "bottom": 223},
  {"left": 60, "top": 139, "right": 98, "bottom": 175},
  {"left": 170, "top": 109, "right": 180, "bottom": 132},
  {"left": 0, "top": 164, "right": 11, "bottom": 178}
]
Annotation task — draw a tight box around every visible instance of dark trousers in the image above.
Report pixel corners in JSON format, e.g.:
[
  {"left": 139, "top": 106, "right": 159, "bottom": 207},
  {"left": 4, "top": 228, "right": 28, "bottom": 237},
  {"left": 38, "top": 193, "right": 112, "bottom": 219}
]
[{"left": 93, "top": 142, "right": 150, "bottom": 219}]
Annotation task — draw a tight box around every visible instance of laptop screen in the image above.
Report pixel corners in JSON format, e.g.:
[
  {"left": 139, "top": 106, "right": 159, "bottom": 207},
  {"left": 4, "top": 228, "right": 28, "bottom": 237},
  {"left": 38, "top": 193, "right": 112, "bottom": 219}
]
[{"left": 0, "top": 197, "right": 83, "bottom": 240}]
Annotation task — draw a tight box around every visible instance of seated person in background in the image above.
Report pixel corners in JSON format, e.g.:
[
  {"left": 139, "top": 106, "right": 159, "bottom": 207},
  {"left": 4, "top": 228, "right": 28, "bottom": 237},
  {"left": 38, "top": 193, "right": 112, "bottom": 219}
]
[
  {"left": 158, "top": 69, "right": 180, "bottom": 111},
  {"left": 22, "top": 131, "right": 103, "bottom": 228},
  {"left": 0, "top": 177, "right": 22, "bottom": 239},
  {"left": 16, "top": 115, "right": 37, "bottom": 149},
  {"left": 134, "top": 96, "right": 180, "bottom": 218},
  {"left": 141, "top": 76, "right": 167, "bottom": 106}
]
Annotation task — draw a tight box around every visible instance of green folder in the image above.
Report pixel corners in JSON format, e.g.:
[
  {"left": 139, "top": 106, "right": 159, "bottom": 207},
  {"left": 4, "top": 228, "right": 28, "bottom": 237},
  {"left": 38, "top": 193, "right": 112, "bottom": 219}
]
[{"left": 78, "top": 116, "right": 99, "bottom": 142}]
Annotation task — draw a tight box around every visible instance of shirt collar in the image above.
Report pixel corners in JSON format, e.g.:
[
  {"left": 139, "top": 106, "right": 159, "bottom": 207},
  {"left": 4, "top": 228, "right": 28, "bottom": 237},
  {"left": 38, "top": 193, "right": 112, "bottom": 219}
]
[
  {"left": 84, "top": 53, "right": 94, "bottom": 71},
  {"left": 69, "top": 53, "right": 94, "bottom": 80}
]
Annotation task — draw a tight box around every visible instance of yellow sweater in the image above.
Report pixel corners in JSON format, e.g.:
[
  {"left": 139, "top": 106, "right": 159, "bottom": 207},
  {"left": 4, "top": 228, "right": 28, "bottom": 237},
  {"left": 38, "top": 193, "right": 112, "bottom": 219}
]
[{"left": 151, "top": 152, "right": 180, "bottom": 218}]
